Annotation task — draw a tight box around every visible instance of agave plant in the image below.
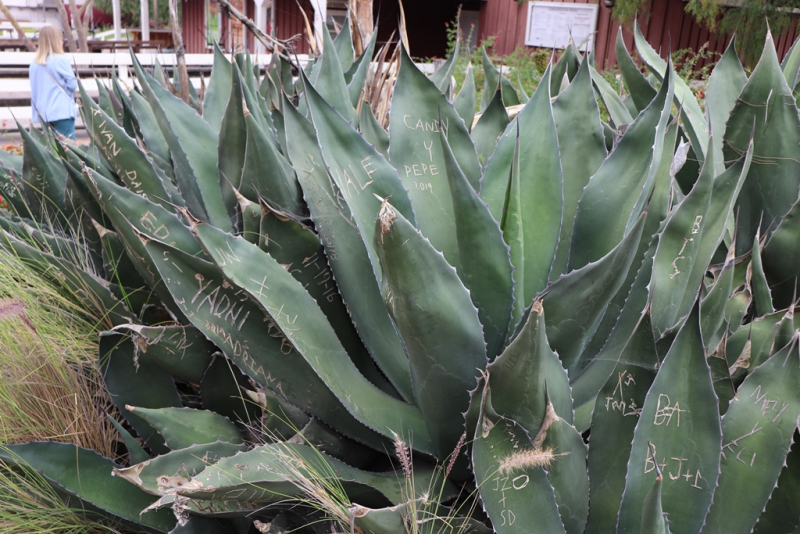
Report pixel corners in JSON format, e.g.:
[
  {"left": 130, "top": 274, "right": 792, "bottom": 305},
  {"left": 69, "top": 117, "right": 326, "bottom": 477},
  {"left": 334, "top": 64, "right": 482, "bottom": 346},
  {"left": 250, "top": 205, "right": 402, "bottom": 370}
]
[{"left": 0, "top": 16, "right": 799, "bottom": 534}]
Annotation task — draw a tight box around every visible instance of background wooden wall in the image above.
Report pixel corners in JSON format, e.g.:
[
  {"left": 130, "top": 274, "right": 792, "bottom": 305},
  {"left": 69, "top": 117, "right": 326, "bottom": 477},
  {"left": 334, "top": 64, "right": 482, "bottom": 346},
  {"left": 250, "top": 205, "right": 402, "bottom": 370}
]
[
  {"left": 182, "top": 0, "right": 800, "bottom": 69},
  {"left": 479, "top": 0, "right": 800, "bottom": 69}
]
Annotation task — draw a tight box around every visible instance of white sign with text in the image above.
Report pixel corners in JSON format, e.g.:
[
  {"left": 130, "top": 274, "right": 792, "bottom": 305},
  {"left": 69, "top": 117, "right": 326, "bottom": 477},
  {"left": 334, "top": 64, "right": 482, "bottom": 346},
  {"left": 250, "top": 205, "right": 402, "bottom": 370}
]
[{"left": 525, "top": 2, "right": 599, "bottom": 50}]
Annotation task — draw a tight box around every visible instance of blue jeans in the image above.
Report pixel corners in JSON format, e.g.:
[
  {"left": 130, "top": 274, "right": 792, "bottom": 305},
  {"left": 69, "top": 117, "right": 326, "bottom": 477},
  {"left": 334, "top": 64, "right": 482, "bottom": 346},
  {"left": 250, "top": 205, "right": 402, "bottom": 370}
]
[{"left": 48, "top": 118, "right": 75, "bottom": 140}]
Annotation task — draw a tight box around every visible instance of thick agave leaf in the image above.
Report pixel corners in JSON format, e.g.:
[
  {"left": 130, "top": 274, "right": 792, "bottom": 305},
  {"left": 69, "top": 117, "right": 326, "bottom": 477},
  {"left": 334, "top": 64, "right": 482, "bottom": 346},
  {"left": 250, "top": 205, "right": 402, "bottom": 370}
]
[
  {"left": 640, "top": 458, "right": 669, "bottom": 534},
  {"left": 82, "top": 167, "right": 199, "bottom": 321},
  {"left": 352, "top": 499, "right": 492, "bottom": 534},
  {"left": 589, "top": 65, "right": 634, "bottom": 128},
  {"left": 748, "top": 231, "right": 774, "bottom": 316},
  {"left": 633, "top": 21, "right": 707, "bottom": 161},
  {"left": 96, "top": 79, "right": 119, "bottom": 121},
  {"left": 284, "top": 98, "right": 414, "bottom": 401},
  {"left": 550, "top": 55, "right": 608, "bottom": 279},
  {"left": 108, "top": 416, "right": 150, "bottom": 465},
  {"left": 346, "top": 30, "right": 379, "bottom": 107},
  {"left": 217, "top": 65, "right": 248, "bottom": 224},
  {"left": 79, "top": 82, "right": 173, "bottom": 209},
  {"left": 725, "top": 286, "right": 752, "bottom": 334},
  {"left": 141, "top": 232, "right": 407, "bottom": 452},
  {"left": 454, "top": 64, "right": 477, "bottom": 130},
  {"left": 472, "top": 88, "right": 509, "bottom": 168},
  {"left": 19, "top": 125, "right": 67, "bottom": 222},
  {"left": 701, "top": 243, "right": 736, "bottom": 350},
  {"left": 543, "top": 212, "right": 646, "bottom": 379},
  {"left": 483, "top": 68, "right": 562, "bottom": 328},
  {"left": 128, "top": 89, "right": 172, "bottom": 164},
  {"left": 762, "top": 198, "right": 800, "bottom": 309},
  {"left": 616, "top": 28, "right": 656, "bottom": 113},
  {"left": 537, "top": 399, "right": 590, "bottom": 534},
  {"left": 705, "top": 38, "right": 747, "bottom": 177},
  {"left": 480, "top": 47, "right": 520, "bottom": 111},
  {"left": 114, "top": 441, "right": 246, "bottom": 496},
  {"left": 359, "top": 101, "right": 390, "bottom": 157},
  {"left": 429, "top": 30, "right": 459, "bottom": 94},
  {"left": 650, "top": 145, "right": 752, "bottom": 338},
  {"left": 702, "top": 337, "right": 800, "bottom": 534},
  {"left": 0, "top": 442, "right": 176, "bottom": 532},
  {"left": 168, "top": 517, "right": 233, "bottom": 533},
  {"left": 374, "top": 202, "right": 486, "bottom": 457},
  {"left": 68, "top": 136, "right": 114, "bottom": 181},
  {"left": 303, "top": 70, "right": 416, "bottom": 280},
  {"left": 59, "top": 146, "right": 111, "bottom": 221},
  {"left": 236, "top": 62, "right": 276, "bottom": 144},
  {"left": 550, "top": 42, "right": 580, "bottom": 96},
  {"left": 752, "top": 431, "right": 800, "bottom": 534},
  {"left": 774, "top": 306, "right": 796, "bottom": 352},
  {"left": 192, "top": 220, "right": 437, "bottom": 450},
  {"left": 235, "top": 52, "right": 258, "bottom": 100},
  {"left": 131, "top": 54, "right": 231, "bottom": 231},
  {"left": 726, "top": 309, "right": 783, "bottom": 371},
  {"left": 707, "top": 333, "right": 736, "bottom": 416},
  {"left": 283, "top": 95, "right": 414, "bottom": 402},
  {"left": 487, "top": 301, "right": 572, "bottom": 432},
  {"left": 241, "top": 111, "right": 304, "bottom": 216},
  {"left": 473, "top": 401, "right": 566, "bottom": 534},
  {"left": 0, "top": 164, "right": 27, "bottom": 215},
  {"left": 389, "top": 45, "right": 481, "bottom": 261},
  {"left": 200, "top": 44, "right": 233, "bottom": 132},
  {"left": 96, "top": 219, "right": 145, "bottom": 287},
  {"left": 782, "top": 32, "right": 800, "bottom": 85},
  {"left": 257, "top": 208, "right": 388, "bottom": 389},
  {"left": 310, "top": 24, "right": 357, "bottom": 125},
  {"left": 571, "top": 119, "right": 677, "bottom": 414},
  {"left": 724, "top": 29, "right": 800, "bottom": 255},
  {"left": 235, "top": 193, "right": 260, "bottom": 243},
  {"left": 617, "top": 302, "right": 722, "bottom": 534},
  {"left": 586, "top": 311, "right": 659, "bottom": 534},
  {"left": 126, "top": 406, "right": 243, "bottom": 449},
  {"left": 568, "top": 64, "right": 673, "bottom": 271},
  {"left": 110, "top": 324, "right": 216, "bottom": 384},
  {"left": 100, "top": 331, "right": 182, "bottom": 454},
  {"left": 112, "top": 76, "right": 139, "bottom": 139},
  {"left": 516, "top": 71, "right": 530, "bottom": 103},
  {"left": 333, "top": 15, "right": 355, "bottom": 73},
  {"left": 145, "top": 492, "right": 253, "bottom": 517},
  {"left": 291, "top": 417, "right": 381, "bottom": 468},
  {"left": 200, "top": 355, "right": 263, "bottom": 430},
  {"left": 168, "top": 442, "right": 448, "bottom": 507},
  {"left": 438, "top": 126, "right": 513, "bottom": 359},
  {"left": 571, "top": 244, "right": 657, "bottom": 432}
]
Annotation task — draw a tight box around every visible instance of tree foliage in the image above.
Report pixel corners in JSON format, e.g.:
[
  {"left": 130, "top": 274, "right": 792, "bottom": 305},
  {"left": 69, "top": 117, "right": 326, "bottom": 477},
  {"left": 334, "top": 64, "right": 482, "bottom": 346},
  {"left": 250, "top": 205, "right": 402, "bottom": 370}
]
[
  {"left": 94, "top": 0, "right": 171, "bottom": 28},
  {"left": 613, "top": 0, "right": 800, "bottom": 66}
]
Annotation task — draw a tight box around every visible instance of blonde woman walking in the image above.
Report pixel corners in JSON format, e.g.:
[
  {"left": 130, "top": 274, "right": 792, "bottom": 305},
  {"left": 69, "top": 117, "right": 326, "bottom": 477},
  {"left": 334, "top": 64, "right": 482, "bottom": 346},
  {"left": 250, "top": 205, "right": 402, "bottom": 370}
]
[{"left": 29, "top": 26, "right": 78, "bottom": 140}]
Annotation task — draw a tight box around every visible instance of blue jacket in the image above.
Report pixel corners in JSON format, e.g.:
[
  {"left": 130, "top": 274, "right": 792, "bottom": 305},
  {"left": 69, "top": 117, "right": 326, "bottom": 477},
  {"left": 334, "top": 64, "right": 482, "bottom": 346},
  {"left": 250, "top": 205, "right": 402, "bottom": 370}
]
[{"left": 29, "top": 55, "right": 78, "bottom": 124}]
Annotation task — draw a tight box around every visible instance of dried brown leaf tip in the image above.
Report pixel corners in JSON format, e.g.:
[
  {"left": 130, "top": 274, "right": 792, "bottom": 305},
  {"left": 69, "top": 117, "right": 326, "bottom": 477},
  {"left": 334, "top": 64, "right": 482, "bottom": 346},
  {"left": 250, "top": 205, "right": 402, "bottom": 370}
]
[
  {"left": 377, "top": 196, "right": 396, "bottom": 238},
  {"left": 532, "top": 391, "right": 559, "bottom": 449}
]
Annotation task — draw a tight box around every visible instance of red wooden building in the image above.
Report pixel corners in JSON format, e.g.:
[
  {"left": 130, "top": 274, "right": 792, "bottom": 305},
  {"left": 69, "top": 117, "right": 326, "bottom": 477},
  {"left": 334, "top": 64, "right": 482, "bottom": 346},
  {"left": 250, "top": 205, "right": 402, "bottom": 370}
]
[{"left": 181, "top": 0, "right": 800, "bottom": 68}]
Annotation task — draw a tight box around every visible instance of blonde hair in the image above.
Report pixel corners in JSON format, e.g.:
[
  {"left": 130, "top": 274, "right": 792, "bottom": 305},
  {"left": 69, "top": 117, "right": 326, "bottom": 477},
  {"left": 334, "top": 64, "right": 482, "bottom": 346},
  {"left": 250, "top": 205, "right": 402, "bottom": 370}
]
[{"left": 34, "top": 26, "right": 65, "bottom": 65}]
